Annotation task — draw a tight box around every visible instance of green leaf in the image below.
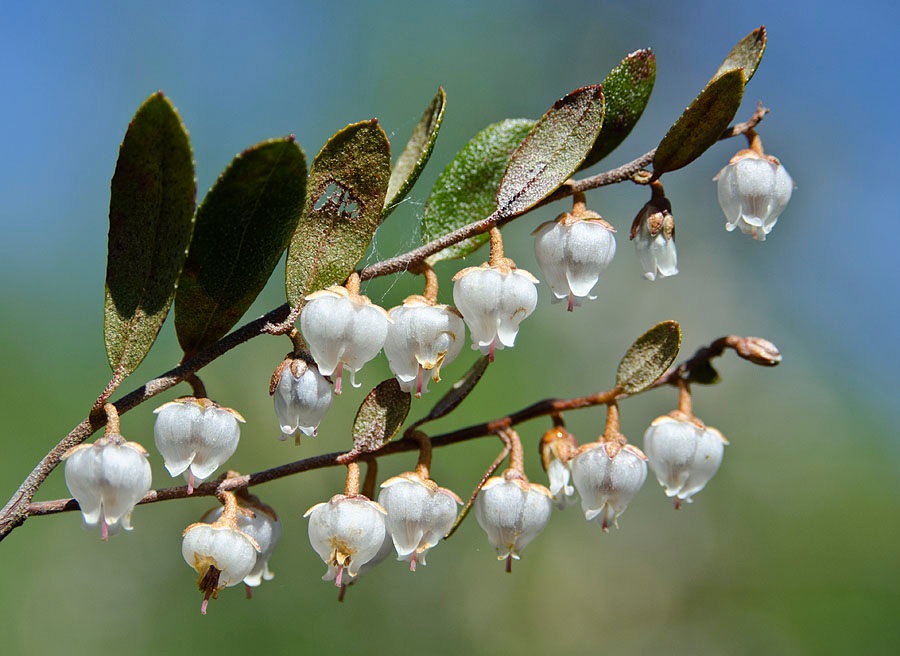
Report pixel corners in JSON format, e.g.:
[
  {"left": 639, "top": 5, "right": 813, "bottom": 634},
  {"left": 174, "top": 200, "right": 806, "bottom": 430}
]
[
  {"left": 652, "top": 69, "right": 745, "bottom": 175},
  {"left": 104, "top": 92, "right": 195, "bottom": 377},
  {"left": 715, "top": 26, "right": 766, "bottom": 84},
  {"left": 285, "top": 120, "right": 391, "bottom": 306},
  {"left": 616, "top": 320, "right": 682, "bottom": 394},
  {"left": 580, "top": 49, "right": 656, "bottom": 169},
  {"left": 352, "top": 379, "right": 411, "bottom": 454},
  {"left": 383, "top": 87, "right": 445, "bottom": 219},
  {"left": 686, "top": 361, "right": 720, "bottom": 385},
  {"left": 175, "top": 138, "right": 307, "bottom": 359},
  {"left": 412, "top": 355, "right": 490, "bottom": 429},
  {"left": 497, "top": 85, "right": 604, "bottom": 217},
  {"left": 421, "top": 119, "right": 534, "bottom": 263}
]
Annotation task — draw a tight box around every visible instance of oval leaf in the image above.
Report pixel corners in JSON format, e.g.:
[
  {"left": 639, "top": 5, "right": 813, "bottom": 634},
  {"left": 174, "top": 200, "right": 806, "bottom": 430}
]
[
  {"left": 383, "top": 87, "right": 446, "bottom": 219},
  {"left": 422, "top": 119, "right": 534, "bottom": 263},
  {"left": 616, "top": 320, "right": 682, "bottom": 394},
  {"left": 714, "top": 26, "right": 766, "bottom": 84},
  {"left": 285, "top": 120, "right": 391, "bottom": 306},
  {"left": 497, "top": 85, "right": 604, "bottom": 217},
  {"left": 686, "top": 361, "right": 720, "bottom": 386},
  {"left": 652, "top": 69, "right": 745, "bottom": 175},
  {"left": 352, "top": 379, "right": 411, "bottom": 453},
  {"left": 412, "top": 355, "right": 490, "bottom": 429},
  {"left": 580, "top": 49, "right": 656, "bottom": 170},
  {"left": 175, "top": 138, "right": 307, "bottom": 358},
  {"left": 104, "top": 92, "right": 195, "bottom": 377}
]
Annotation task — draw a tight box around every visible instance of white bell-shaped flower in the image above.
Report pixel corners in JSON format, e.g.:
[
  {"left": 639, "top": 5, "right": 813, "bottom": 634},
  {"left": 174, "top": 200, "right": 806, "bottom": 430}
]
[
  {"left": 643, "top": 414, "right": 728, "bottom": 507},
  {"left": 63, "top": 435, "right": 152, "bottom": 539},
  {"left": 378, "top": 472, "right": 461, "bottom": 570},
  {"left": 570, "top": 442, "right": 647, "bottom": 531},
  {"left": 474, "top": 473, "right": 552, "bottom": 567},
  {"left": 182, "top": 522, "right": 260, "bottom": 614},
  {"left": 299, "top": 286, "right": 391, "bottom": 394},
  {"left": 452, "top": 263, "right": 539, "bottom": 358},
  {"left": 533, "top": 212, "right": 616, "bottom": 311},
  {"left": 202, "top": 499, "right": 282, "bottom": 588},
  {"left": 271, "top": 358, "right": 332, "bottom": 440},
  {"left": 304, "top": 494, "right": 388, "bottom": 587},
  {"left": 716, "top": 150, "right": 793, "bottom": 241},
  {"left": 153, "top": 397, "right": 244, "bottom": 493},
  {"left": 383, "top": 296, "right": 466, "bottom": 396},
  {"left": 540, "top": 426, "right": 578, "bottom": 509},
  {"left": 632, "top": 201, "right": 677, "bottom": 282}
]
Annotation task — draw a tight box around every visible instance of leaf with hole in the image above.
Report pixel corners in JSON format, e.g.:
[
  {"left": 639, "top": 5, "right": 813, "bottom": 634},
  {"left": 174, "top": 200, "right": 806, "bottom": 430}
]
[
  {"left": 352, "top": 379, "right": 411, "bottom": 454},
  {"left": 497, "top": 85, "right": 604, "bottom": 217},
  {"left": 421, "top": 119, "right": 534, "bottom": 263},
  {"left": 580, "top": 49, "right": 655, "bottom": 169},
  {"left": 714, "top": 26, "right": 766, "bottom": 84},
  {"left": 104, "top": 92, "right": 195, "bottom": 378},
  {"left": 616, "top": 320, "right": 682, "bottom": 394},
  {"left": 383, "top": 87, "right": 445, "bottom": 219},
  {"left": 285, "top": 120, "right": 391, "bottom": 306},
  {"left": 652, "top": 69, "right": 745, "bottom": 175},
  {"left": 412, "top": 355, "right": 490, "bottom": 429},
  {"left": 174, "top": 137, "right": 307, "bottom": 359}
]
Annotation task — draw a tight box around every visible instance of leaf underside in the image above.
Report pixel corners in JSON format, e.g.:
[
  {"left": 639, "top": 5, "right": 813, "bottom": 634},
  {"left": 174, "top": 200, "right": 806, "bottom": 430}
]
[
  {"left": 352, "top": 379, "right": 412, "bottom": 453},
  {"left": 497, "top": 84, "right": 605, "bottom": 218}
]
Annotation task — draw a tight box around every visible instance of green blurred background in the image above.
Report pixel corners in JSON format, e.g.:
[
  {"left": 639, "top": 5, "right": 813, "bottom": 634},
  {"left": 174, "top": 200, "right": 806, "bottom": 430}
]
[{"left": 2, "top": 2, "right": 897, "bottom": 654}]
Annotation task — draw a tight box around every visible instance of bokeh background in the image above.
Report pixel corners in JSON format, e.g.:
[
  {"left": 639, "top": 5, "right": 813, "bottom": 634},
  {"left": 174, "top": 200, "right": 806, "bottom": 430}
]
[{"left": 2, "top": 2, "right": 897, "bottom": 655}]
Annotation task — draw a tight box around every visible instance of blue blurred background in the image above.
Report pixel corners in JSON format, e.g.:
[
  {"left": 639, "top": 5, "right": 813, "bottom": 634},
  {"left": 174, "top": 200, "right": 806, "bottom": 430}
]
[{"left": 1, "top": 2, "right": 898, "bottom": 654}]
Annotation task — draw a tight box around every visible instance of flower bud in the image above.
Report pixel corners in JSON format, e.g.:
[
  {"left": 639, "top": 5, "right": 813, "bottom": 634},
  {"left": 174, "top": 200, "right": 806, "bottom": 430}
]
[
  {"left": 383, "top": 296, "right": 466, "bottom": 396},
  {"left": 270, "top": 357, "right": 333, "bottom": 440},
  {"left": 452, "top": 262, "right": 539, "bottom": 359},
  {"left": 378, "top": 472, "right": 461, "bottom": 570},
  {"left": 299, "top": 285, "right": 391, "bottom": 394},
  {"left": 63, "top": 434, "right": 152, "bottom": 539},
  {"left": 153, "top": 397, "right": 244, "bottom": 493},
  {"left": 715, "top": 150, "right": 793, "bottom": 241},
  {"left": 643, "top": 414, "right": 728, "bottom": 507},
  {"left": 539, "top": 427, "right": 579, "bottom": 509},
  {"left": 474, "top": 472, "right": 552, "bottom": 569},
  {"left": 570, "top": 441, "right": 647, "bottom": 531},
  {"left": 304, "top": 494, "right": 388, "bottom": 587},
  {"left": 533, "top": 210, "right": 616, "bottom": 311},
  {"left": 630, "top": 197, "right": 677, "bottom": 281}
]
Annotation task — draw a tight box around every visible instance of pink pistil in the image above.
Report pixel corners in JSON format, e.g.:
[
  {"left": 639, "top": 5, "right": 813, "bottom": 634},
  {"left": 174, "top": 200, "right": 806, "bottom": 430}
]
[
  {"left": 187, "top": 471, "right": 195, "bottom": 495},
  {"left": 409, "top": 553, "right": 417, "bottom": 572},
  {"left": 567, "top": 293, "right": 575, "bottom": 312},
  {"left": 338, "top": 585, "right": 347, "bottom": 603},
  {"left": 334, "top": 565, "right": 344, "bottom": 588},
  {"left": 334, "top": 366, "right": 343, "bottom": 395},
  {"left": 100, "top": 521, "right": 109, "bottom": 541},
  {"left": 489, "top": 341, "right": 496, "bottom": 362},
  {"left": 245, "top": 584, "right": 253, "bottom": 600},
  {"left": 200, "top": 590, "right": 212, "bottom": 615},
  {"left": 415, "top": 367, "right": 423, "bottom": 398},
  {"left": 505, "top": 554, "right": 513, "bottom": 573},
  {"left": 674, "top": 497, "right": 681, "bottom": 510}
]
